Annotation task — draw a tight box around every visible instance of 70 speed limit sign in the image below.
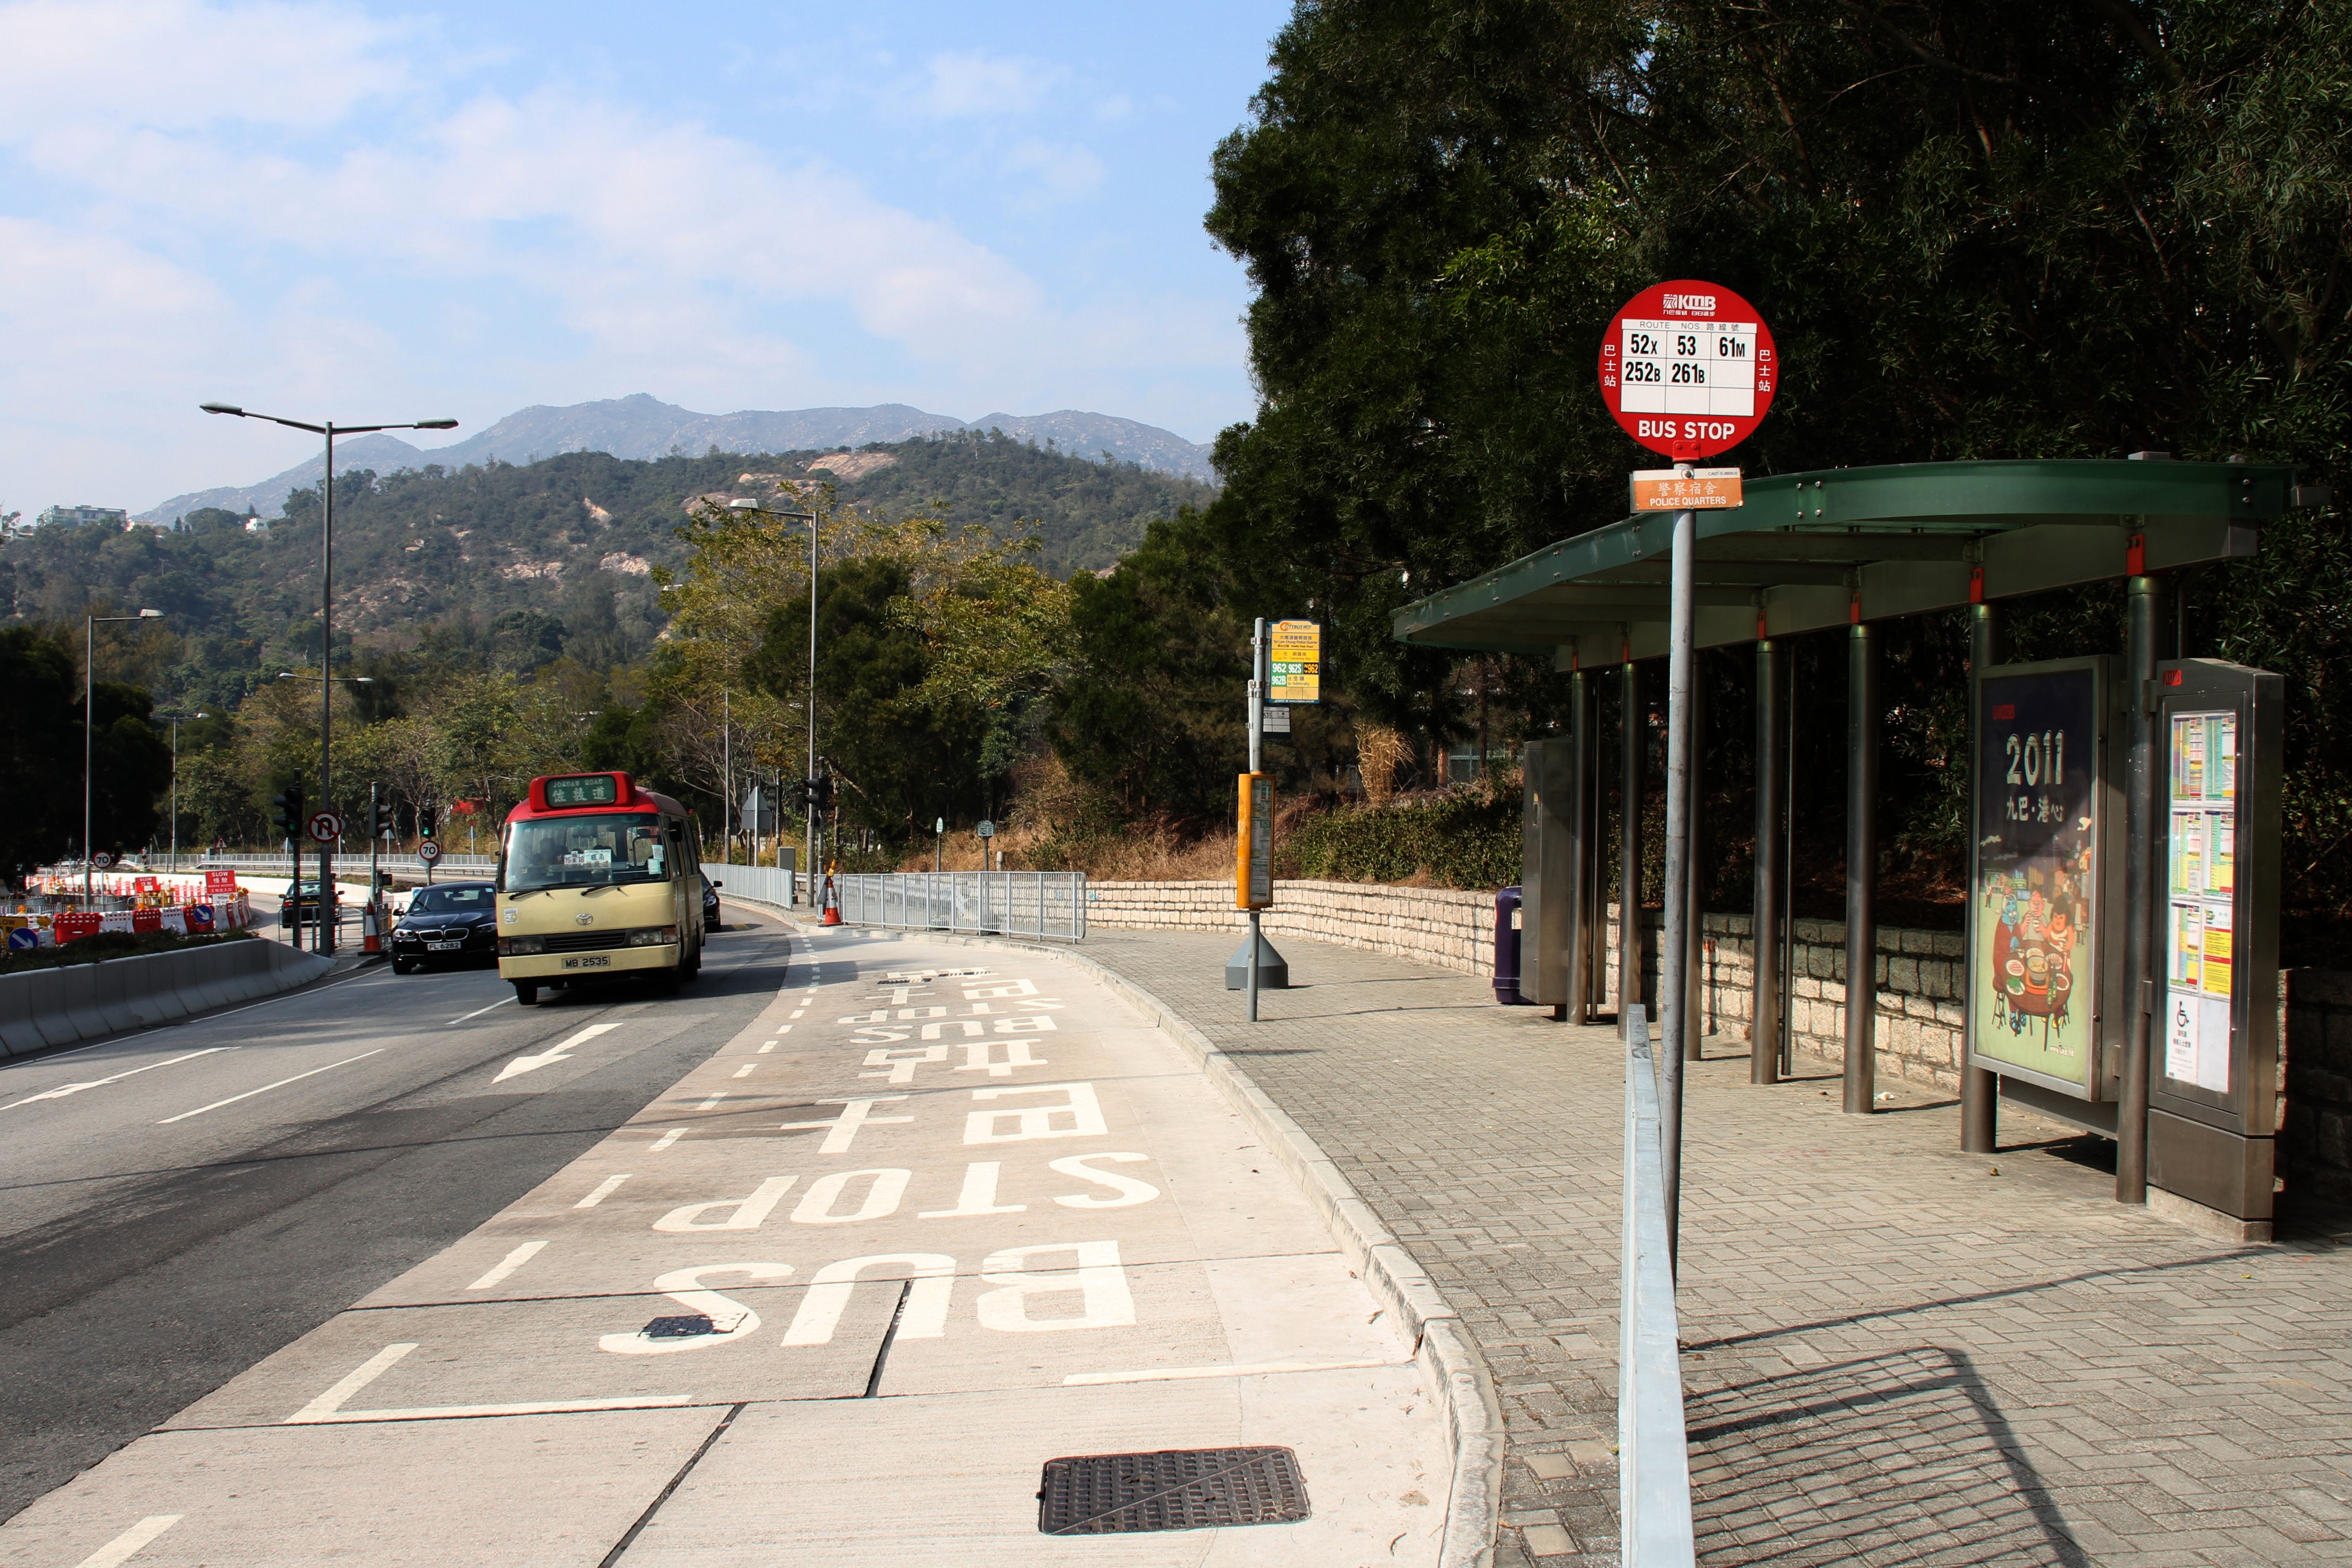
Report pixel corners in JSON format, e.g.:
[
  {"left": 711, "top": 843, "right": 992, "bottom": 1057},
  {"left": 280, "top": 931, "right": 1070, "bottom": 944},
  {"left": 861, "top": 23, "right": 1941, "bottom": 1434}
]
[{"left": 1598, "top": 278, "right": 1777, "bottom": 459}]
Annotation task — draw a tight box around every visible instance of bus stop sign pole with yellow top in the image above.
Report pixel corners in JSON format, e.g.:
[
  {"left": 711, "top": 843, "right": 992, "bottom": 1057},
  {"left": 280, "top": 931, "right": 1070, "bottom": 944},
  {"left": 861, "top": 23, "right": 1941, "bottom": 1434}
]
[{"left": 1232, "top": 616, "right": 1321, "bottom": 1018}]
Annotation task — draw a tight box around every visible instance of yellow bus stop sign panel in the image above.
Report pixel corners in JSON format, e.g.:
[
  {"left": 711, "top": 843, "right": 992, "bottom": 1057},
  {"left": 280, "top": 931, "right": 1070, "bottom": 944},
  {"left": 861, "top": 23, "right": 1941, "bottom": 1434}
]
[{"left": 1270, "top": 620, "right": 1320, "bottom": 704}]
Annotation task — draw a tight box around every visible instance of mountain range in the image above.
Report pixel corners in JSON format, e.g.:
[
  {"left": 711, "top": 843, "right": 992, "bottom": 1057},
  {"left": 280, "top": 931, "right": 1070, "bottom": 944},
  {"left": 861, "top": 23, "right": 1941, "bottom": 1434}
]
[{"left": 138, "top": 394, "right": 1218, "bottom": 523}]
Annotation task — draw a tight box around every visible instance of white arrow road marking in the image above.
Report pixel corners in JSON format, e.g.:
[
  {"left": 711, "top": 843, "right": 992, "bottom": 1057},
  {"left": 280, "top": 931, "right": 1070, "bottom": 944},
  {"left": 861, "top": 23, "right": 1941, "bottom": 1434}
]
[
  {"left": 70, "top": 1514, "right": 182, "bottom": 1568},
  {"left": 494, "top": 1023, "right": 622, "bottom": 1084},
  {"left": 2, "top": 1048, "right": 235, "bottom": 1111}
]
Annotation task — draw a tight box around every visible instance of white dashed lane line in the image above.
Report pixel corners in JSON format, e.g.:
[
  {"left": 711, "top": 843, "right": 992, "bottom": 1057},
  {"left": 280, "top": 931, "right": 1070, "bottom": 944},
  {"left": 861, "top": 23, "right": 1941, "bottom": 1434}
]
[{"left": 154, "top": 1049, "right": 386, "bottom": 1125}]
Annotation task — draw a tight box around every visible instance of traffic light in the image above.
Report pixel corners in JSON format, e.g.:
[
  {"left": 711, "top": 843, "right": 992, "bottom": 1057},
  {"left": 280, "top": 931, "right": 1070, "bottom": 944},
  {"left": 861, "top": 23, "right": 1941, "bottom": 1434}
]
[
  {"left": 270, "top": 784, "right": 306, "bottom": 837},
  {"left": 372, "top": 799, "right": 395, "bottom": 838},
  {"left": 811, "top": 774, "right": 835, "bottom": 814},
  {"left": 417, "top": 807, "right": 437, "bottom": 839}
]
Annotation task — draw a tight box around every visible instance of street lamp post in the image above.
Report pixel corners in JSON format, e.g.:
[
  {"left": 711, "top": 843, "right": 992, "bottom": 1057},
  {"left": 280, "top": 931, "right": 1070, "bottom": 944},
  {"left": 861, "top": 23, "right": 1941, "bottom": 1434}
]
[
  {"left": 727, "top": 497, "right": 818, "bottom": 898},
  {"left": 203, "top": 403, "right": 456, "bottom": 952},
  {"left": 85, "top": 609, "right": 164, "bottom": 901},
  {"left": 165, "top": 709, "right": 209, "bottom": 865}
]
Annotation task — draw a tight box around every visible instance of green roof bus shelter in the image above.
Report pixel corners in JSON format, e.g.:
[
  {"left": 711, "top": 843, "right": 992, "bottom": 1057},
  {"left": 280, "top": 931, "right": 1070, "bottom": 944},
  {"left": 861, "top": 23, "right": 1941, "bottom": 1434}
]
[{"left": 1392, "top": 458, "right": 2316, "bottom": 1234}]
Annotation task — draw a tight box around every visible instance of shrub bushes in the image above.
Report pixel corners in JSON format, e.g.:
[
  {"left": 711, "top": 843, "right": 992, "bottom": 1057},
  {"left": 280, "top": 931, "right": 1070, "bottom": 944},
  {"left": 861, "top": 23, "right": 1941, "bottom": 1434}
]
[{"left": 1285, "top": 786, "right": 1519, "bottom": 890}]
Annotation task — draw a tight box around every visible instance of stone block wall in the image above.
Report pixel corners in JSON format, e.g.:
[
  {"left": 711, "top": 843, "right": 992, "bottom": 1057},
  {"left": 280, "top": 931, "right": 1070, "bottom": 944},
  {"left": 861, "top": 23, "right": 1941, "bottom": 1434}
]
[
  {"left": 1602, "top": 907, "right": 1970, "bottom": 1093},
  {"left": 1083, "top": 877, "right": 2352, "bottom": 1199},
  {"left": 1085, "top": 879, "right": 1497, "bottom": 976},
  {"left": 1081, "top": 880, "right": 1972, "bottom": 1087}
]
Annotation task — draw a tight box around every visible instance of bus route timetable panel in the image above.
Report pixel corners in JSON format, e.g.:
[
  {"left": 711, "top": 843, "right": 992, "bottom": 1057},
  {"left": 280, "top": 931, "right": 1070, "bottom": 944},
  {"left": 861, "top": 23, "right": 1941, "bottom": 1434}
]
[{"left": 2164, "top": 708, "right": 2239, "bottom": 1094}]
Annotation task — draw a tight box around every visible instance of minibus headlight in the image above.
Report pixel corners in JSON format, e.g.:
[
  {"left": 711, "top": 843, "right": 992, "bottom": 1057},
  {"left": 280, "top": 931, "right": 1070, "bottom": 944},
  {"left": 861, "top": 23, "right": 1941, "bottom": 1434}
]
[
  {"left": 629, "top": 926, "right": 679, "bottom": 947},
  {"left": 499, "top": 936, "right": 545, "bottom": 956}
]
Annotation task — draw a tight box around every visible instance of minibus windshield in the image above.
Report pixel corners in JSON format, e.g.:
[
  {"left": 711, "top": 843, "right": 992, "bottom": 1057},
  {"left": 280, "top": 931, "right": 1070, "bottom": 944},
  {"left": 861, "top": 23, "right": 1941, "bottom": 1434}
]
[{"left": 502, "top": 813, "right": 671, "bottom": 891}]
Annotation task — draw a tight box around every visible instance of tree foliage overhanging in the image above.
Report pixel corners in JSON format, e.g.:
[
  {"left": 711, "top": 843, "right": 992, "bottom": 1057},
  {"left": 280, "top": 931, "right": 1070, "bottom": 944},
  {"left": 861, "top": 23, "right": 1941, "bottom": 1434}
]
[{"left": 1187, "top": 0, "right": 2352, "bottom": 921}]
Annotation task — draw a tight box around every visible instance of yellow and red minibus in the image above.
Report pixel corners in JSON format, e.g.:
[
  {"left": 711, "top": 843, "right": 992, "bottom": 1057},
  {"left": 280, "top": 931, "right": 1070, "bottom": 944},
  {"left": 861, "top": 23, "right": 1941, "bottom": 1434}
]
[{"left": 495, "top": 771, "right": 706, "bottom": 1005}]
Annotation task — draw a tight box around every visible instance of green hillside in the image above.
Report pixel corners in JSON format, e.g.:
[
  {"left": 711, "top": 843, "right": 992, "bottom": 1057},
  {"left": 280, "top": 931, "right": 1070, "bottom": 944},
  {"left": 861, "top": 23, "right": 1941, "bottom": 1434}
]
[{"left": 0, "top": 431, "right": 1215, "bottom": 709}]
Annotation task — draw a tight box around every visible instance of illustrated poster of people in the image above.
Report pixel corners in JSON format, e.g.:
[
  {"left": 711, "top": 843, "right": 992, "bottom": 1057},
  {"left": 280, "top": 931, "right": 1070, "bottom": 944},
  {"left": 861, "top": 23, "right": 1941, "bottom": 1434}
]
[{"left": 1970, "top": 666, "right": 2103, "bottom": 1087}]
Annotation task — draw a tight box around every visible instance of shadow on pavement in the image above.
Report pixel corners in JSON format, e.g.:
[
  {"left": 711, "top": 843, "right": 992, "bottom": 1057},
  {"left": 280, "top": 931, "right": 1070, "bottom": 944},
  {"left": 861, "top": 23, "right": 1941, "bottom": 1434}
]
[{"left": 1686, "top": 1345, "right": 2090, "bottom": 1567}]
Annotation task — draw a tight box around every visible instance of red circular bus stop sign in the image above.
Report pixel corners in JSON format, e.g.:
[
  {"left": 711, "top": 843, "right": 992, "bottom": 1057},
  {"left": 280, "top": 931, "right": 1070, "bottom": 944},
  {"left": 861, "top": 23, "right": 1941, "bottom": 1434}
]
[{"left": 1598, "top": 279, "right": 1777, "bottom": 459}]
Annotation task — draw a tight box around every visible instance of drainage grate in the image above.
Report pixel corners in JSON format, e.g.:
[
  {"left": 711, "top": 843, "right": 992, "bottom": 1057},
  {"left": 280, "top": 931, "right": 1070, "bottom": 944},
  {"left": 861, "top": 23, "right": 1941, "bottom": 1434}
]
[
  {"left": 1037, "top": 1447, "right": 1309, "bottom": 1535},
  {"left": 641, "top": 1315, "right": 716, "bottom": 1339}
]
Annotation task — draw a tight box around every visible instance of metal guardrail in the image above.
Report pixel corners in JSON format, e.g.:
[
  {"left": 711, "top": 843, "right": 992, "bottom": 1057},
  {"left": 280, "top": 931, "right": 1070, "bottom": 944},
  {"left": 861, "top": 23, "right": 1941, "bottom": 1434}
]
[
  {"left": 836, "top": 872, "right": 1087, "bottom": 942},
  {"left": 160, "top": 854, "right": 500, "bottom": 878},
  {"left": 1620, "top": 1004, "right": 1696, "bottom": 1566},
  {"left": 705, "top": 863, "right": 800, "bottom": 910}
]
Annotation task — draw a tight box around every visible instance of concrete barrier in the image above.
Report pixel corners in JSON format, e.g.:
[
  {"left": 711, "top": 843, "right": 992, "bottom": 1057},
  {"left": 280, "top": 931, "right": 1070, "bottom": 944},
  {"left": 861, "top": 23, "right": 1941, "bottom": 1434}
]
[{"left": 0, "top": 938, "right": 335, "bottom": 1058}]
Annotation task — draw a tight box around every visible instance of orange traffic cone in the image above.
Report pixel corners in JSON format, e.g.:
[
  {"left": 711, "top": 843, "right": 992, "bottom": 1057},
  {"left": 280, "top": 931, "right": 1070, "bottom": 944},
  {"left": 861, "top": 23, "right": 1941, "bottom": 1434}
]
[
  {"left": 362, "top": 899, "right": 382, "bottom": 954},
  {"left": 820, "top": 872, "right": 841, "bottom": 927}
]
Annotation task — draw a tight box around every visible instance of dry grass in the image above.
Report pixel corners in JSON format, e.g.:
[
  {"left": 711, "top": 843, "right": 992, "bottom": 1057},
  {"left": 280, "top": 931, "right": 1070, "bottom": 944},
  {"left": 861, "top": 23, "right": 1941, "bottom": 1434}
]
[{"left": 900, "top": 819, "right": 1235, "bottom": 881}]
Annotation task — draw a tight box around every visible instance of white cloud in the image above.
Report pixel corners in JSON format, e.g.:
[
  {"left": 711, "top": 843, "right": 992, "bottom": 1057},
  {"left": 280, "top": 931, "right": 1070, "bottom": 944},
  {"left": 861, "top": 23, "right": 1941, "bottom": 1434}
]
[
  {"left": 899, "top": 49, "right": 1063, "bottom": 118},
  {"left": 0, "top": 0, "right": 1252, "bottom": 507},
  {"left": 1003, "top": 138, "right": 1107, "bottom": 208},
  {"left": 0, "top": 0, "right": 413, "bottom": 129}
]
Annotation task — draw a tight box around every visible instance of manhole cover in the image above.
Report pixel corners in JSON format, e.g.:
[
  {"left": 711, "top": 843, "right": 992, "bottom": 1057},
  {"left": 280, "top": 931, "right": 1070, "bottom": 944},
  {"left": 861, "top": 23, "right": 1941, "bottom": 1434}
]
[
  {"left": 1037, "top": 1447, "right": 1309, "bottom": 1535},
  {"left": 641, "top": 1315, "right": 716, "bottom": 1339}
]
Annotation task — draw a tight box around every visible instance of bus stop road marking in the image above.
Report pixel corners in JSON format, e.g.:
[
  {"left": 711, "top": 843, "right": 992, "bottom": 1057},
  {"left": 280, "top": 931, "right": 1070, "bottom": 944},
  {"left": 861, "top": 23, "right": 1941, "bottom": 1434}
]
[
  {"left": 155, "top": 1050, "right": 385, "bottom": 1124},
  {"left": 68, "top": 1514, "right": 182, "bottom": 1568},
  {"left": 282, "top": 1341, "right": 696, "bottom": 1426},
  {"left": 1063, "top": 1356, "right": 1407, "bottom": 1386}
]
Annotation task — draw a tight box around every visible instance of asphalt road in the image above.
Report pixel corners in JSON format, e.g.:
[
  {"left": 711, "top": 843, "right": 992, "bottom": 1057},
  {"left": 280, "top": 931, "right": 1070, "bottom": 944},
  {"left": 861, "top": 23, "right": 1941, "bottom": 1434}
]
[{"left": 0, "top": 908, "right": 798, "bottom": 1524}]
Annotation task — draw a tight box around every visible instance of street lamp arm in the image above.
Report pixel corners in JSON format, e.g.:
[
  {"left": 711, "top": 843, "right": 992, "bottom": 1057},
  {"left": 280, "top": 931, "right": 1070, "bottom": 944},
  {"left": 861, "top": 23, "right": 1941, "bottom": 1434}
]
[{"left": 199, "top": 405, "right": 460, "bottom": 435}]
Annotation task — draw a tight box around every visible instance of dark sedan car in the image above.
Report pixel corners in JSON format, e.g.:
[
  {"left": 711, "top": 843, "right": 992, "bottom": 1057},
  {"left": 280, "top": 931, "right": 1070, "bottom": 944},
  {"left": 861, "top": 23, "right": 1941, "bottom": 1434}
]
[
  {"left": 280, "top": 879, "right": 329, "bottom": 932},
  {"left": 391, "top": 881, "right": 498, "bottom": 973},
  {"left": 703, "top": 873, "right": 722, "bottom": 932}
]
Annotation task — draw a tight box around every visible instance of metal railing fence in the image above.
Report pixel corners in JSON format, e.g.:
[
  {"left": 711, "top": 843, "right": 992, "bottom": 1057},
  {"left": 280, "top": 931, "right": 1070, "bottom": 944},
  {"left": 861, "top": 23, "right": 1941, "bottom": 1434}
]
[
  {"left": 1620, "top": 1004, "right": 1696, "bottom": 1566},
  {"left": 836, "top": 872, "right": 1086, "bottom": 942}
]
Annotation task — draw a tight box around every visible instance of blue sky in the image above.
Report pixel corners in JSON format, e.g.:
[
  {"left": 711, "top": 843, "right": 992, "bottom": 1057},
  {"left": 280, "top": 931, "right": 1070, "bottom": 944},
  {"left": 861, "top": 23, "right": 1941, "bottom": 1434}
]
[{"left": 0, "top": 0, "right": 1291, "bottom": 511}]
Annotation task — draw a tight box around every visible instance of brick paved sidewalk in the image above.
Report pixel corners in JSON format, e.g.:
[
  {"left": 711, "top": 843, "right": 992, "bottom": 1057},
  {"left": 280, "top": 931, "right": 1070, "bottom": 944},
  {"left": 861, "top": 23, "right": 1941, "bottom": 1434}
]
[{"left": 1075, "top": 927, "right": 2352, "bottom": 1568}]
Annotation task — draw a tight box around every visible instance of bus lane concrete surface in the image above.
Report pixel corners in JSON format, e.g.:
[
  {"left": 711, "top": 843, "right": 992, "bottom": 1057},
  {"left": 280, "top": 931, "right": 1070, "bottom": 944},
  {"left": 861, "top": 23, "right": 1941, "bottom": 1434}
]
[{"left": 0, "top": 929, "right": 1449, "bottom": 1567}]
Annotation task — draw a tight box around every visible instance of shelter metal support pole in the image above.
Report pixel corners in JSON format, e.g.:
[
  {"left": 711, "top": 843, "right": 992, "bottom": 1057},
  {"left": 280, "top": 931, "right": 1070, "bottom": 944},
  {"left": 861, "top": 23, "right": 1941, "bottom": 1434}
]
[
  {"left": 1844, "top": 620, "right": 1880, "bottom": 1115},
  {"left": 2118, "top": 573, "right": 2169, "bottom": 1203},
  {"left": 1960, "top": 603, "right": 2007, "bottom": 1151},
  {"left": 1683, "top": 657, "right": 1705, "bottom": 1060},
  {"left": 1751, "top": 637, "right": 1785, "bottom": 1084},
  {"left": 1618, "top": 659, "right": 1645, "bottom": 1038},
  {"left": 1563, "top": 668, "right": 1593, "bottom": 1023},
  {"left": 1660, "top": 504, "right": 1696, "bottom": 1262},
  {"left": 1585, "top": 678, "right": 1606, "bottom": 1020}
]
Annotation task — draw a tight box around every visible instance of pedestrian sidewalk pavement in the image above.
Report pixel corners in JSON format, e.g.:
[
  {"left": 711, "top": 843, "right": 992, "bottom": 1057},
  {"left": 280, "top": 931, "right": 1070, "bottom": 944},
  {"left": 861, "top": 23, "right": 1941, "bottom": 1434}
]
[{"left": 1073, "top": 927, "right": 2352, "bottom": 1568}]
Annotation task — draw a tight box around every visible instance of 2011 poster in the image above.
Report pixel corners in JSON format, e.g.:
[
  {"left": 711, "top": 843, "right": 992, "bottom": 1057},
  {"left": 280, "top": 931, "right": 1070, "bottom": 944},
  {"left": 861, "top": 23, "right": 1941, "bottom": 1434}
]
[{"left": 1971, "top": 667, "right": 2102, "bottom": 1088}]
